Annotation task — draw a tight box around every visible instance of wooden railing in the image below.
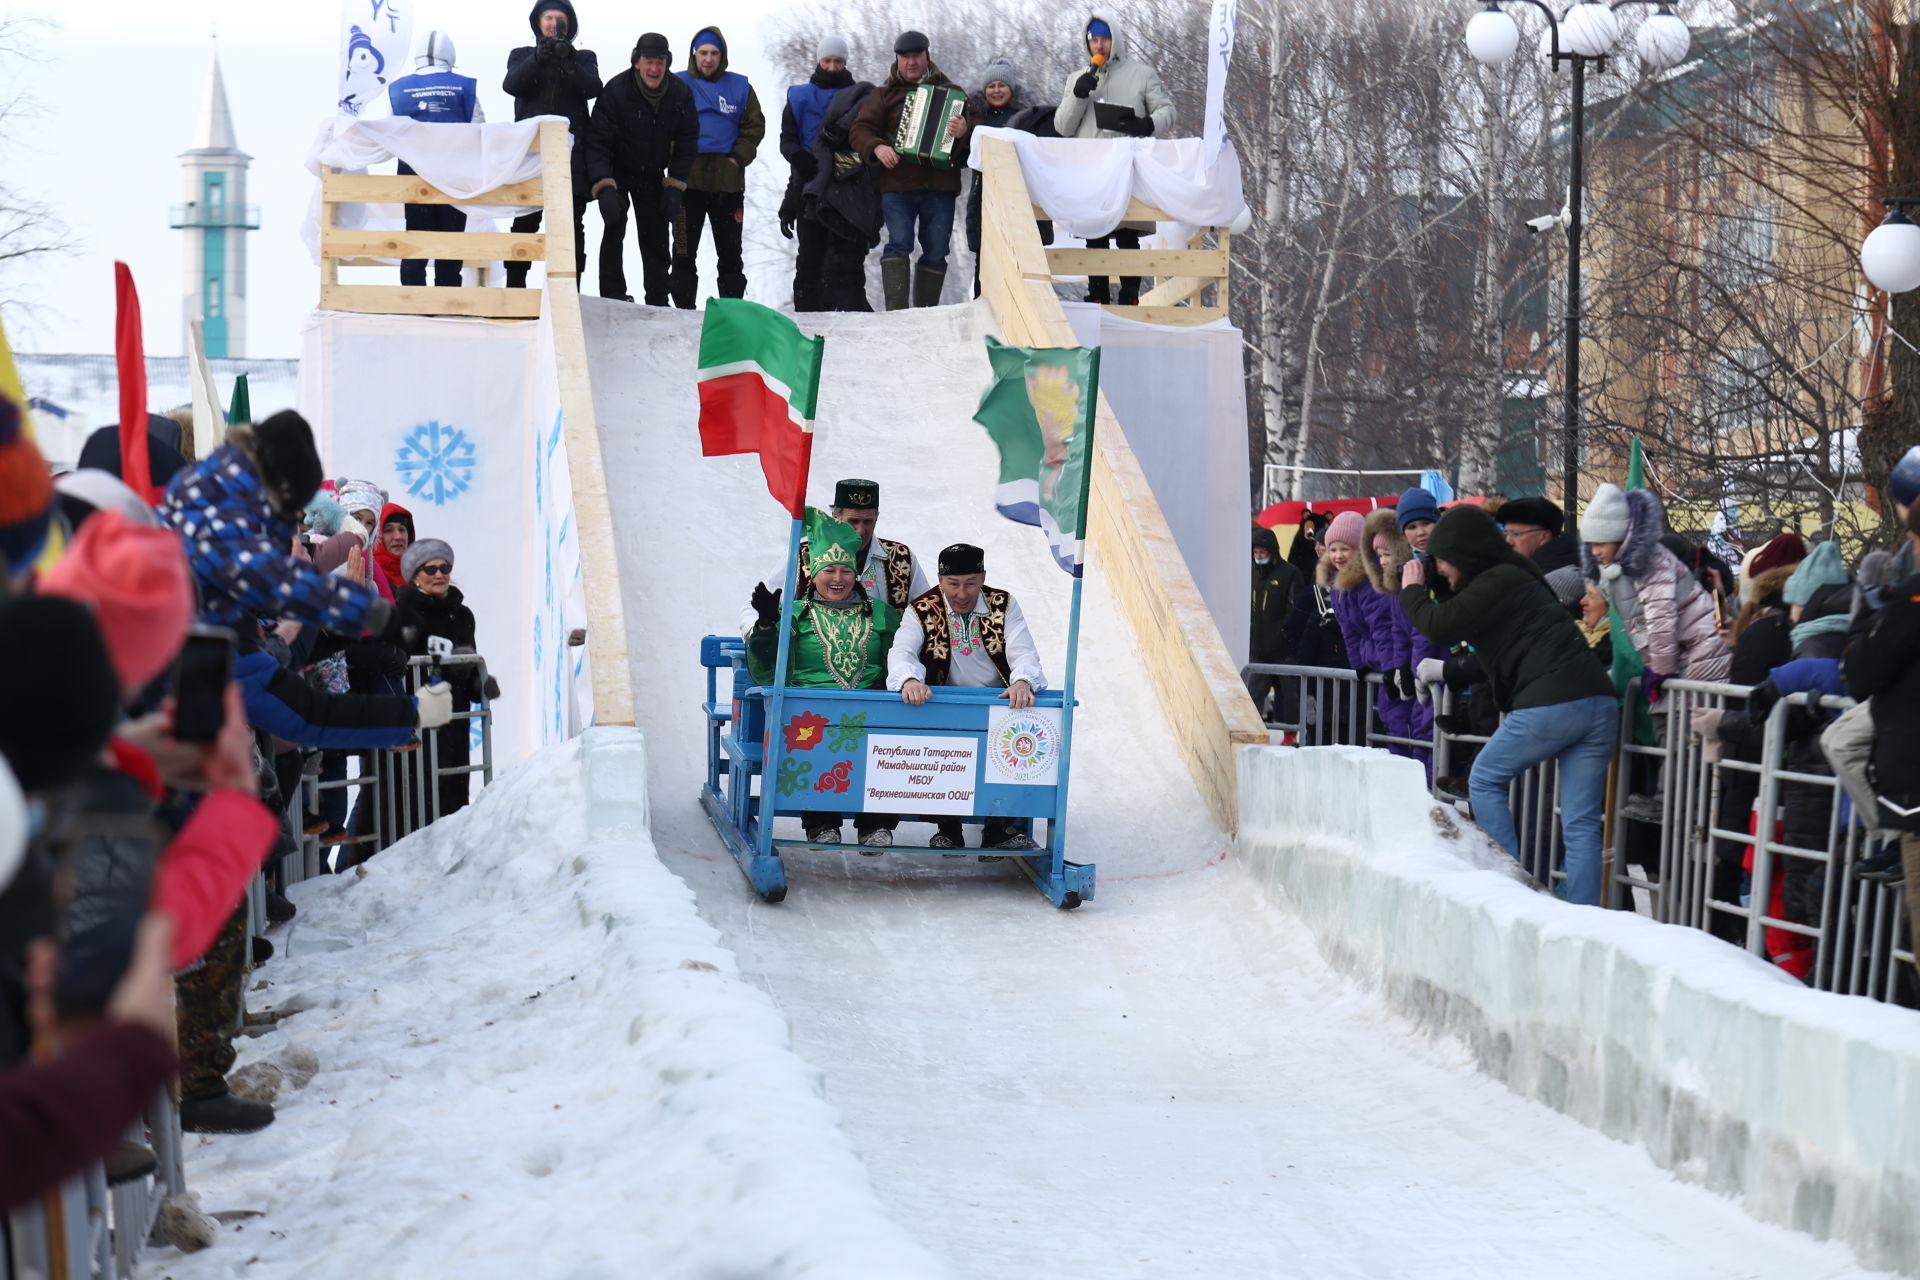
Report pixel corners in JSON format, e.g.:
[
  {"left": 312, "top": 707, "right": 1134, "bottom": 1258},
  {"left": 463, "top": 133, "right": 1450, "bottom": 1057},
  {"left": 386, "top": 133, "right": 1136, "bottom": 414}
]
[
  {"left": 316, "top": 119, "right": 575, "bottom": 319},
  {"left": 977, "top": 136, "right": 1264, "bottom": 833},
  {"left": 1030, "top": 199, "right": 1231, "bottom": 326},
  {"left": 315, "top": 119, "right": 635, "bottom": 729}
]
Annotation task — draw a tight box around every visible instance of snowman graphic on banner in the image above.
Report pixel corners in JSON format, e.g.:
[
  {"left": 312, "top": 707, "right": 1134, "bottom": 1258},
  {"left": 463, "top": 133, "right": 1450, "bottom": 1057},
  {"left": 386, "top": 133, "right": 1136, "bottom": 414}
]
[{"left": 337, "top": 0, "right": 413, "bottom": 117}]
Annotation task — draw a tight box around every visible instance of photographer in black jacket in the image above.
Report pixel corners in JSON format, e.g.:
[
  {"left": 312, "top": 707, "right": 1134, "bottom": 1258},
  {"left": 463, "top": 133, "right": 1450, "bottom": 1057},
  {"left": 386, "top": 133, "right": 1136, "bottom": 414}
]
[{"left": 502, "top": 1, "right": 601, "bottom": 289}]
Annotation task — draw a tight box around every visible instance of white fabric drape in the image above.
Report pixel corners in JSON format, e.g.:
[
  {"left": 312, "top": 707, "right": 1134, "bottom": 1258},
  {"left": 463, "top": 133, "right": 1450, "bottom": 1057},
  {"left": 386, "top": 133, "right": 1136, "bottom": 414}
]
[{"left": 967, "top": 130, "right": 1250, "bottom": 239}]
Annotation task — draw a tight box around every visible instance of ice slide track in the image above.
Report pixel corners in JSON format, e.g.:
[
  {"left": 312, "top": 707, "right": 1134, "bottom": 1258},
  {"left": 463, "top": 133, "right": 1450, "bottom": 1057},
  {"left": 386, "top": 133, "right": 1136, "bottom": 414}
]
[{"left": 571, "top": 296, "right": 1877, "bottom": 1278}]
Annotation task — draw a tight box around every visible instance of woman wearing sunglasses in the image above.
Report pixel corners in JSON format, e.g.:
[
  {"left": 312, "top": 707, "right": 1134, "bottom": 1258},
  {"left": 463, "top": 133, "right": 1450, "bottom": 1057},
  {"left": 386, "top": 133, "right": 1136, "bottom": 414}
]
[{"left": 397, "top": 538, "right": 500, "bottom": 820}]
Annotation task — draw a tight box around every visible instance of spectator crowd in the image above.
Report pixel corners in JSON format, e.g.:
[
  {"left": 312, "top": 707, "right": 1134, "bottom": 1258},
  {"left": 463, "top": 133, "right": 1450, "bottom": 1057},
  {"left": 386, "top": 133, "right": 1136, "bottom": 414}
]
[
  {"left": 0, "top": 388, "right": 494, "bottom": 1221},
  {"left": 1246, "top": 453, "right": 1920, "bottom": 993},
  {"left": 394, "top": 2, "right": 1172, "bottom": 311}
]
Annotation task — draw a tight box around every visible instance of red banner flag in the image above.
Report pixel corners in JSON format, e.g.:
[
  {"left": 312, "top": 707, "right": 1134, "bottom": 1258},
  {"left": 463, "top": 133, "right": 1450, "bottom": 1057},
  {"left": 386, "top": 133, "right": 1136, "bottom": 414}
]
[{"left": 114, "top": 263, "right": 154, "bottom": 501}]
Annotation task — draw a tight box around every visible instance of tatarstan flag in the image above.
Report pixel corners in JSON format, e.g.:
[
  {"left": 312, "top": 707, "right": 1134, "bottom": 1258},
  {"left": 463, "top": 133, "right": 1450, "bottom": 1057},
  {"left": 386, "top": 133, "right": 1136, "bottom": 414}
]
[{"left": 696, "top": 299, "right": 823, "bottom": 519}]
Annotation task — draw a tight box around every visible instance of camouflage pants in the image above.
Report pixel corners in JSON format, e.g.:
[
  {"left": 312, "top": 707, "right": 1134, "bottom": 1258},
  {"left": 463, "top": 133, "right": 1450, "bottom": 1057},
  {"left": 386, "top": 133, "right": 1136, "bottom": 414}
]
[{"left": 176, "top": 904, "right": 246, "bottom": 1101}]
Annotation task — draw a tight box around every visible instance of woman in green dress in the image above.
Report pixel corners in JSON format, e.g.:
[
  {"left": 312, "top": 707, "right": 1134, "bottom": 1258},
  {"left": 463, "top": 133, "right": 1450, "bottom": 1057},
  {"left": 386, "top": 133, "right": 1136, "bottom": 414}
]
[{"left": 746, "top": 508, "right": 901, "bottom": 849}]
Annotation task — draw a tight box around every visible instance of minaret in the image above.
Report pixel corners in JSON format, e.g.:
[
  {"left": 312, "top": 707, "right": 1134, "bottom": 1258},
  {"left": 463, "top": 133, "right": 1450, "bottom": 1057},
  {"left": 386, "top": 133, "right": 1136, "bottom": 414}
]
[{"left": 171, "top": 48, "right": 257, "bottom": 358}]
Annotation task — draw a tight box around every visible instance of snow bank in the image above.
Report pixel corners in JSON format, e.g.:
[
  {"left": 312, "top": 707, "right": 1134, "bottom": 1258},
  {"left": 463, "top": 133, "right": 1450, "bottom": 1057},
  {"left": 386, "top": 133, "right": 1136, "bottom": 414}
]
[
  {"left": 148, "top": 728, "right": 944, "bottom": 1280},
  {"left": 1237, "top": 745, "right": 1920, "bottom": 1277}
]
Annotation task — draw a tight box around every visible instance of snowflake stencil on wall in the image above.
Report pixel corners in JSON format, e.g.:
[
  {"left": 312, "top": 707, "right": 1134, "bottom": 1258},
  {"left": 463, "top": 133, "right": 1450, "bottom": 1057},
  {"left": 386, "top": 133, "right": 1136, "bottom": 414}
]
[{"left": 394, "top": 420, "right": 477, "bottom": 506}]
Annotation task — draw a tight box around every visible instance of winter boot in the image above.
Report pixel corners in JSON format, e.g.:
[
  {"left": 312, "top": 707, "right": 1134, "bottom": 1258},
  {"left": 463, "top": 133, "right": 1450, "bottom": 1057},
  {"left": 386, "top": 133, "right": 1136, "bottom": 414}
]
[
  {"left": 1084, "top": 276, "right": 1111, "bottom": 305},
  {"left": 881, "top": 256, "right": 911, "bottom": 311},
  {"left": 104, "top": 1140, "right": 157, "bottom": 1186},
  {"left": 180, "top": 1089, "right": 275, "bottom": 1135},
  {"left": 911, "top": 263, "right": 947, "bottom": 308},
  {"left": 250, "top": 935, "right": 274, "bottom": 966},
  {"left": 266, "top": 889, "right": 296, "bottom": 925},
  {"left": 1117, "top": 275, "right": 1142, "bottom": 306}
]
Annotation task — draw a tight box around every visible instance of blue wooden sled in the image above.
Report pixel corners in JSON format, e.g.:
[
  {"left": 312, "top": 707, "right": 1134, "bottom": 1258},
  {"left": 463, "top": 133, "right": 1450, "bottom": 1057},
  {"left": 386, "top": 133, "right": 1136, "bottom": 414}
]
[{"left": 699, "top": 635, "right": 1094, "bottom": 909}]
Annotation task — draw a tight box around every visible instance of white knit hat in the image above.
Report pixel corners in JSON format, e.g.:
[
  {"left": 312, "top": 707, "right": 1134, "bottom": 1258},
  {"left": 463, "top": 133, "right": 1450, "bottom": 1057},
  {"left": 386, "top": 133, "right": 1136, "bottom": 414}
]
[
  {"left": 1582, "top": 483, "right": 1629, "bottom": 543},
  {"left": 817, "top": 35, "right": 849, "bottom": 62}
]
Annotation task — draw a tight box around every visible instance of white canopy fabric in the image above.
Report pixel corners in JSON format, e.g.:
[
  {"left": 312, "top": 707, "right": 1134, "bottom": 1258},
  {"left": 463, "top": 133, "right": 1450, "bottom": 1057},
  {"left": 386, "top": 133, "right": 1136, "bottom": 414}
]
[
  {"left": 967, "top": 130, "right": 1251, "bottom": 240},
  {"left": 302, "top": 116, "right": 567, "bottom": 264}
]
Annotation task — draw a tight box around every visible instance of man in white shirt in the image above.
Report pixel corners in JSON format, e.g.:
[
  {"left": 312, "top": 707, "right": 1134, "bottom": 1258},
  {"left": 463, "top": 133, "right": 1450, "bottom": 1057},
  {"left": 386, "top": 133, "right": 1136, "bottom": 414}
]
[{"left": 888, "top": 543, "right": 1045, "bottom": 853}]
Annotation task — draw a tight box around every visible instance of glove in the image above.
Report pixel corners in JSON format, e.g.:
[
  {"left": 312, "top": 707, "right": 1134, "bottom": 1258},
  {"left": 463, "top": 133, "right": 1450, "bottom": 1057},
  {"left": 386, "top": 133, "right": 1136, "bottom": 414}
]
[
  {"left": 554, "top": 39, "right": 576, "bottom": 60},
  {"left": 482, "top": 675, "right": 501, "bottom": 702},
  {"left": 1073, "top": 70, "right": 1099, "bottom": 99},
  {"left": 792, "top": 151, "right": 819, "bottom": 183},
  {"left": 1416, "top": 678, "right": 1433, "bottom": 706},
  {"left": 1416, "top": 657, "right": 1448, "bottom": 687},
  {"left": 1121, "top": 115, "right": 1155, "bottom": 138},
  {"left": 661, "top": 185, "right": 684, "bottom": 220},
  {"left": 1689, "top": 707, "right": 1724, "bottom": 742},
  {"left": 780, "top": 214, "right": 795, "bottom": 239},
  {"left": 751, "top": 582, "right": 782, "bottom": 631},
  {"left": 1644, "top": 671, "right": 1669, "bottom": 705},
  {"left": 536, "top": 37, "right": 558, "bottom": 61},
  {"left": 1389, "top": 666, "right": 1415, "bottom": 702},
  {"left": 596, "top": 185, "right": 625, "bottom": 223},
  {"left": 415, "top": 681, "right": 453, "bottom": 730}
]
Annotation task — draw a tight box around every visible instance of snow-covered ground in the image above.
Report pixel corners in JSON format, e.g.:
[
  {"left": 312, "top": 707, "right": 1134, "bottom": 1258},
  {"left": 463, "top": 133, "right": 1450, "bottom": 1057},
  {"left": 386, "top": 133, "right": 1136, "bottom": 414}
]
[
  {"left": 143, "top": 732, "right": 941, "bottom": 1280},
  {"left": 585, "top": 300, "right": 1890, "bottom": 1279}
]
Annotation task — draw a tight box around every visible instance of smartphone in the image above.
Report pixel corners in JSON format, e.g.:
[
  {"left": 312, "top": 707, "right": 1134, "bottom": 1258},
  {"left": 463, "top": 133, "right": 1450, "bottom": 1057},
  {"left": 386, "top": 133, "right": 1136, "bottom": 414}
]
[{"left": 172, "top": 624, "right": 236, "bottom": 743}]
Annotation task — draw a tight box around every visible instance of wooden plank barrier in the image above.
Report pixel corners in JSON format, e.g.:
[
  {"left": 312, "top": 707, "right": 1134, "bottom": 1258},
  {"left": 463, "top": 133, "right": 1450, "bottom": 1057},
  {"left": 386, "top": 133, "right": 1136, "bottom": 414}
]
[
  {"left": 978, "top": 136, "right": 1264, "bottom": 834},
  {"left": 314, "top": 120, "right": 637, "bottom": 725},
  {"left": 1024, "top": 192, "right": 1230, "bottom": 324}
]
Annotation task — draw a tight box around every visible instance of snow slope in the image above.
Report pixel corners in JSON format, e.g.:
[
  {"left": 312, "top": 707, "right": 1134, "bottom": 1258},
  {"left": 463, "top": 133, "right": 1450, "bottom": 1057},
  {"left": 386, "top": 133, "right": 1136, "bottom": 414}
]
[
  {"left": 584, "top": 299, "right": 1887, "bottom": 1279},
  {"left": 143, "top": 731, "right": 942, "bottom": 1280}
]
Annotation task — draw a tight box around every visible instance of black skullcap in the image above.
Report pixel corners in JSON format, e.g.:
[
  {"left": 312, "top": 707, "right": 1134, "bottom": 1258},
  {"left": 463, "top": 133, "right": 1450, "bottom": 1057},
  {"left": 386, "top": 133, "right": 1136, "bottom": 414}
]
[
  {"left": 834, "top": 478, "right": 879, "bottom": 510},
  {"left": 632, "top": 31, "right": 671, "bottom": 62},
  {"left": 893, "top": 30, "right": 930, "bottom": 54},
  {"left": 938, "top": 543, "right": 984, "bottom": 576},
  {"left": 0, "top": 596, "right": 121, "bottom": 792}
]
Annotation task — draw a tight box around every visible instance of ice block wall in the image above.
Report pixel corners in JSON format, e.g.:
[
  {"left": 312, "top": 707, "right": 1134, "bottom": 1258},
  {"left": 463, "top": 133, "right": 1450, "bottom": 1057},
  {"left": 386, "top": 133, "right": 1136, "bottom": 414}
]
[{"left": 1237, "top": 745, "right": 1920, "bottom": 1276}]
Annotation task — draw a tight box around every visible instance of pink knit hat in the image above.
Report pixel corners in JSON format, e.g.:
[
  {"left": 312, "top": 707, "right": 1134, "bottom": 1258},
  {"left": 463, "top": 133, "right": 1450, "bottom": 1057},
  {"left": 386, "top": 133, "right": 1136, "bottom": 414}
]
[
  {"left": 38, "top": 509, "right": 194, "bottom": 693},
  {"left": 1325, "top": 510, "right": 1366, "bottom": 550}
]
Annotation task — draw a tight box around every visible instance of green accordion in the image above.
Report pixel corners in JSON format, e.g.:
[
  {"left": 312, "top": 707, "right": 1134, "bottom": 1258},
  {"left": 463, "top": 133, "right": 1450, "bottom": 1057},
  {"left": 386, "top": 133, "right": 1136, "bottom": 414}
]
[{"left": 892, "top": 84, "right": 968, "bottom": 169}]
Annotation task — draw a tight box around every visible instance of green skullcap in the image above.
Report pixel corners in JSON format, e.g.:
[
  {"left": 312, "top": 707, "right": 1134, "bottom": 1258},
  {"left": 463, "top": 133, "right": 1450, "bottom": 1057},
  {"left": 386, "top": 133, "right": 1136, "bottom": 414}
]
[{"left": 804, "top": 506, "right": 861, "bottom": 575}]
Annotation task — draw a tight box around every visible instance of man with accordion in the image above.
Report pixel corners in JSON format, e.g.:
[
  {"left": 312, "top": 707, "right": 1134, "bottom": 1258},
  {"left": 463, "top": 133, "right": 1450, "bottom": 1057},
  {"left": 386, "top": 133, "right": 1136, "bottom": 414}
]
[{"left": 848, "top": 30, "right": 981, "bottom": 312}]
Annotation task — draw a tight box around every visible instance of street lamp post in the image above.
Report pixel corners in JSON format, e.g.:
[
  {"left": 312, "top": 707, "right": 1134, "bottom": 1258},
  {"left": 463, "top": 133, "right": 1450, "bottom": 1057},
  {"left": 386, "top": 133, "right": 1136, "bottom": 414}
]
[{"left": 1465, "top": 1, "right": 1691, "bottom": 515}]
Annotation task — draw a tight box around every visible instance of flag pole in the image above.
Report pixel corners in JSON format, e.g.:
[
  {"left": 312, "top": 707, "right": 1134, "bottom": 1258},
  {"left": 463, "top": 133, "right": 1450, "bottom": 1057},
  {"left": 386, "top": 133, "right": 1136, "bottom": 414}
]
[
  {"left": 759, "top": 516, "right": 805, "bottom": 862},
  {"left": 1049, "top": 347, "right": 1100, "bottom": 866}
]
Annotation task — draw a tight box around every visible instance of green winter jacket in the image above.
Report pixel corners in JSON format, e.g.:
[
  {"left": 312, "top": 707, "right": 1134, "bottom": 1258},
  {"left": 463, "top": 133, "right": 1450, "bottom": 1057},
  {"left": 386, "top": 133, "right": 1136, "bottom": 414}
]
[
  {"left": 747, "top": 597, "right": 900, "bottom": 690},
  {"left": 1400, "top": 506, "right": 1613, "bottom": 713}
]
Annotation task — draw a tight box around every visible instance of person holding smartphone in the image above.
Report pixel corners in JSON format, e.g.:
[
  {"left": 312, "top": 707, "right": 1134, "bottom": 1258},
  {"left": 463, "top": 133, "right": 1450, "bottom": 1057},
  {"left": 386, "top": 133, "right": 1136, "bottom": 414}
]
[{"left": 396, "top": 538, "right": 498, "bottom": 823}]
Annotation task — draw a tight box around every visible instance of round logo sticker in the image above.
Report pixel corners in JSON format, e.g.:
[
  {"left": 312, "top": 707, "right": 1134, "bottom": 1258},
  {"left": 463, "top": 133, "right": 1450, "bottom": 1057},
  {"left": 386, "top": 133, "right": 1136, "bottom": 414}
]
[{"left": 990, "top": 712, "right": 1058, "bottom": 783}]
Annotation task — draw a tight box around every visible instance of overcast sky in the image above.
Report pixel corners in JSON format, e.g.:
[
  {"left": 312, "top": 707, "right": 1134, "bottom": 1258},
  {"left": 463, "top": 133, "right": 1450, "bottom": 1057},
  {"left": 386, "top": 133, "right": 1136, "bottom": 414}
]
[{"left": 2, "top": 0, "right": 797, "bottom": 358}]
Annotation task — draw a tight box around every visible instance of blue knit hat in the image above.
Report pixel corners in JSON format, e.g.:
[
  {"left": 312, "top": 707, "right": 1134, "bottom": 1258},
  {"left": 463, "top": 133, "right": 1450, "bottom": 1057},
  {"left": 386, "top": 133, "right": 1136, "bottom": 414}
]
[
  {"left": 1782, "top": 540, "right": 1848, "bottom": 606},
  {"left": 1087, "top": 18, "right": 1112, "bottom": 39},
  {"left": 1396, "top": 487, "right": 1440, "bottom": 531}
]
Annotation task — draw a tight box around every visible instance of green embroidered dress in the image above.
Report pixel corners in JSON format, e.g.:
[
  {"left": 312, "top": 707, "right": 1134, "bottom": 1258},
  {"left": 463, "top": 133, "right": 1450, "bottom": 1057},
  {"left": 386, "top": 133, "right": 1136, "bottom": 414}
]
[{"left": 748, "top": 598, "right": 900, "bottom": 690}]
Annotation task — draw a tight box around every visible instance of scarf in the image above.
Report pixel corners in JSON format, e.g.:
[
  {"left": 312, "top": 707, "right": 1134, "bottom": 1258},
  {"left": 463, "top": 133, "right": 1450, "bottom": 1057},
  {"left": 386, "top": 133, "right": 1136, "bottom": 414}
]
[
  {"left": 1789, "top": 612, "right": 1850, "bottom": 650},
  {"left": 372, "top": 538, "right": 406, "bottom": 593},
  {"left": 633, "top": 69, "right": 669, "bottom": 105},
  {"left": 1577, "top": 616, "right": 1611, "bottom": 650}
]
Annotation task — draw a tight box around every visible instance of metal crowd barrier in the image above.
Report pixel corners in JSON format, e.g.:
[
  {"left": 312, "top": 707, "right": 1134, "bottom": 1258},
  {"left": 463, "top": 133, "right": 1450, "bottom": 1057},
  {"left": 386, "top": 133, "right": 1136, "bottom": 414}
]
[
  {"left": 5, "top": 1090, "right": 185, "bottom": 1280},
  {"left": 1242, "top": 663, "right": 1914, "bottom": 1004},
  {"left": 287, "top": 653, "right": 495, "bottom": 886}
]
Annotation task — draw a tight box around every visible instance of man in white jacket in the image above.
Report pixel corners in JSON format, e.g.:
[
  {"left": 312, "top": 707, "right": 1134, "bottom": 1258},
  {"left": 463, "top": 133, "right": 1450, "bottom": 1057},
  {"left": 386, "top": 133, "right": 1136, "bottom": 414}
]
[
  {"left": 888, "top": 543, "right": 1046, "bottom": 855},
  {"left": 1053, "top": 13, "right": 1174, "bottom": 306}
]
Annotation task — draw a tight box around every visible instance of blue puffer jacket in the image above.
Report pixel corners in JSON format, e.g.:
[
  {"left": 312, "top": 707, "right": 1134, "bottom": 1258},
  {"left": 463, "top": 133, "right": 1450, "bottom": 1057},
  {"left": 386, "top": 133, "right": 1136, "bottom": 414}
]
[
  {"left": 157, "top": 444, "right": 383, "bottom": 636},
  {"left": 232, "top": 649, "right": 418, "bottom": 750}
]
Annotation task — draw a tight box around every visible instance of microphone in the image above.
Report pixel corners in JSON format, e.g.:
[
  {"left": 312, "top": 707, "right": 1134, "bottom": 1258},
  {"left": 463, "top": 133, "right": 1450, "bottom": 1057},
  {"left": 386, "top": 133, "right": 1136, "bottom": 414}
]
[{"left": 1090, "top": 52, "right": 1106, "bottom": 69}]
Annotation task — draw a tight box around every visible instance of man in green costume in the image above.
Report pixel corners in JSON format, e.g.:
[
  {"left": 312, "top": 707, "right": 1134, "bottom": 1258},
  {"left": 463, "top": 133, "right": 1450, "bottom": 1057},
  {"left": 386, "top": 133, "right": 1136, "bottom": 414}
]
[{"left": 747, "top": 507, "right": 903, "bottom": 849}]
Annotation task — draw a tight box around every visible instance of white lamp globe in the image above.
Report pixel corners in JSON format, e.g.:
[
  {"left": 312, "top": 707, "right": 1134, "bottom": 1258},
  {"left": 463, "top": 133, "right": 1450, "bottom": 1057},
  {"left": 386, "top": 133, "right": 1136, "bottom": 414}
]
[
  {"left": 1863, "top": 213, "right": 1920, "bottom": 294},
  {"left": 1637, "top": 9, "right": 1691, "bottom": 70},
  {"left": 1465, "top": 8, "right": 1521, "bottom": 65},
  {"left": 1563, "top": 1, "right": 1622, "bottom": 58}
]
